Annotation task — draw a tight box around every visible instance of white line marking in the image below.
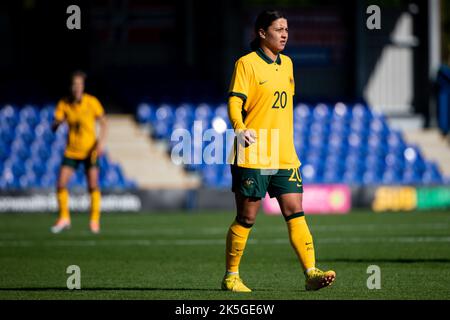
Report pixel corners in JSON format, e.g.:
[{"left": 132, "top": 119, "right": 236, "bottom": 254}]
[{"left": 1, "top": 236, "right": 450, "bottom": 247}]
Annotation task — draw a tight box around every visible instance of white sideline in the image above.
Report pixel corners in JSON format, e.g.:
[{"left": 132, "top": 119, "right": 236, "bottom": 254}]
[
  {"left": 0, "top": 222, "right": 448, "bottom": 238},
  {"left": 1, "top": 236, "right": 450, "bottom": 247}
]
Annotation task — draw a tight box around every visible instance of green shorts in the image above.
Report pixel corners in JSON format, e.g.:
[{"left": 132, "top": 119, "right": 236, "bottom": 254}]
[
  {"left": 62, "top": 153, "right": 99, "bottom": 170},
  {"left": 231, "top": 165, "right": 303, "bottom": 199}
]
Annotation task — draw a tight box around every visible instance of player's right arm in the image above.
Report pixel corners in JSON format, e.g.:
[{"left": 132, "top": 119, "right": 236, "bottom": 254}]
[
  {"left": 228, "top": 96, "right": 256, "bottom": 145},
  {"left": 228, "top": 59, "right": 256, "bottom": 145},
  {"left": 52, "top": 100, "right": 66, "bottom": 132}
]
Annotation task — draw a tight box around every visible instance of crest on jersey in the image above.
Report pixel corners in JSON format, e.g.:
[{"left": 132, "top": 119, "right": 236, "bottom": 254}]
[{"left": 243, "top": 178, "right": 255, "bottom": 189}]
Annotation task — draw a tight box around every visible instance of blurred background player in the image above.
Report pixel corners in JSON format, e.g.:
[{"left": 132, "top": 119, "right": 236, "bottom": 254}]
[
  {"left": 222, "top": 10, "right": 335, "bottom": 292},
  {"left": 50, "top": 71, "right": 108, "bottom": 234}
]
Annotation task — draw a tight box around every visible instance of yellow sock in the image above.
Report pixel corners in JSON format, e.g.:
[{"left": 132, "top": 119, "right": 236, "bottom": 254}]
[
  {"left": 57, "top": 188, "right": 70, "bottom": 221},
  {"left": 225, "top": 219, "right": 252, "bottom": 273},
  {"left": 286, "top": 212, "right": 315, "bottom": 271},
  {"left": 90, "top": 189, "right": 101, "bottom": 223}
]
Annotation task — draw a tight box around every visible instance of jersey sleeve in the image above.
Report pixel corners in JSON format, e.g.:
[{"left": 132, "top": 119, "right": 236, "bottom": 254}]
[
  {"left": 228, "top": 59, "right": 252, "bottom": 102},
  {"left": 91, "top": 96, "right": 105, "bottom": 118},
  {"left": 228, "top": 95, "right": 247, "bottom": 131},
  {"left": 54, "top": 100, "right": 66, "bottom": 122}
]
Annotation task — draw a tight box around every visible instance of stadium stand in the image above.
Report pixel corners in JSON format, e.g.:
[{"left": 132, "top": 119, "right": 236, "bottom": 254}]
[
  {"left": 106, "top": 115, "right": 200, "bottom": 189},
  {"left": 1, "top": 102, "right": 448, "bottom": 191},
  {"left": 0, "top": 104, "right": 137, "bottom": 191},
  {"left": 136, "top": 102, "right": 448, "bottom": 188}
]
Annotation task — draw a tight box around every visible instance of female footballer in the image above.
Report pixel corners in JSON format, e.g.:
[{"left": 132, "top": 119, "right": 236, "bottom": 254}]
[
  {"left": 222, "top": 10, "right": 336, "bottom": 292},
  {"left": 50, "top": 71, "right": 108, "bottom": 234}
]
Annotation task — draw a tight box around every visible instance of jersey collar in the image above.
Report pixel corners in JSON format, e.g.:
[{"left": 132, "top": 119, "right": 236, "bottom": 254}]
[{"left": 256, "top": 48, "right": 282, "bottom": 65}]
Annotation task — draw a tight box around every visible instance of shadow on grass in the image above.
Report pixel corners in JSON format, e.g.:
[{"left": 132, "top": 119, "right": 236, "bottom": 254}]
[
  {"left": 320, "top": 258, "right": 450, "bottom": 263},
  {"left": 0, "top": 287, "right": 226, "bottom": 292}
]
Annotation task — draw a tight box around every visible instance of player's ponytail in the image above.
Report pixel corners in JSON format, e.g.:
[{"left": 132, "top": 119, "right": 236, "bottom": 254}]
[{"left": 250, "top": 10, "right": 286, "bottom": 51}]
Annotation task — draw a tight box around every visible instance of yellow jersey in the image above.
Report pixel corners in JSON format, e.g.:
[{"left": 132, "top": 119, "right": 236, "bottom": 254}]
[
  {"left": 228, "top": 48, "right": 300, "bottom": 169},
  {"left": 54, "top": 93, "right": 104, "bottom": 159}
]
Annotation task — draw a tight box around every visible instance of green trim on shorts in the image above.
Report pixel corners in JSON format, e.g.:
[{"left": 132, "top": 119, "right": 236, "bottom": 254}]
[
  {"left": 231, "top": 165, "right": 303, "bottom": 199},
  {"left": 62, "top": 155, "right": 99, "bottom": 170}
]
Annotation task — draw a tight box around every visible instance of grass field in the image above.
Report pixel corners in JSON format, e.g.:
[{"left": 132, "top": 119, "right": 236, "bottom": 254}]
[{"left": 0, "top": 210, "right": 450, "bottom": 300}]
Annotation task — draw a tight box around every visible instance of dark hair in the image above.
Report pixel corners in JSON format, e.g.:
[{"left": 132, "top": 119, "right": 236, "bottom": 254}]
[
  {"left": 250, "top": 10, "right": 286, "bottom": 51},
  {"left": 71, "top": 70, "right": 87, "bottom": 82}
]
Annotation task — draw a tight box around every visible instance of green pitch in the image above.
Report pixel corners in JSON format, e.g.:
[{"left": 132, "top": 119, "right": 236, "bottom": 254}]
[{"left": 0, "top": 210, "right": 449, "bottom": 300}]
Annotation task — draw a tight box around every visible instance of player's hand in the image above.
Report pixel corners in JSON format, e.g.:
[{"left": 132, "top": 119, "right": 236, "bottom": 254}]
[{"left": 240, "top": 129, "right": 257, "bottom": 146}]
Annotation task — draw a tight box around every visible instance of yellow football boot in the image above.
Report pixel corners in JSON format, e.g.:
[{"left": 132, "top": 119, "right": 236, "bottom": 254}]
[
  {"left": 305, "top": 268, "right": 336, "bottom": 291},
  {"left": 221, "top": 274, "right": 252, "bottom": 292}
]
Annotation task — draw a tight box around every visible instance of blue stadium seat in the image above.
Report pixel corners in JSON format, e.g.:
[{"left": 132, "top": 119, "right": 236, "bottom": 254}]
[
  {"left": 19, "top": 172, "right": 38, "bottom": 189},
  {"left": 367, "top": 134, "right": 387, "bottom": 156},
  {"left": 39, "top": 172, "right": 56, "bottom": 188},
  {"left": 364, "top": 154, "right": 384, "bottom": 174},
  {"left": 219, "top": 165, "right": 232, "bottom": 187},
  {"left": 136, "top": 103, "right": 155, "bottom": 124},
  {"left": 363, "top": 169, "right": 381, "bottom": 185},
  {"left": 0, "top": 168, "right": 20, "bottom": 189},
  {"left": 324, "top": 154, "right": 344, "bottom": 173},
  {"left": 330, "top": 119, "right": 349, "bottom": 136},
  {"left": 195, "top": 103, "right": 213, "bottom": 120},
  {"left": 35, "top": 122, "right": 55, "bottom": 144},
  {"left": 0, "top": 105, "right": 19, "bottom": 128},
  {"left": 322, "top": 167, "right": 343, "bottom": 183},
  {"left": 175, "top": 103, "right": 195, "bottom": 122},
  {"left": 0, "top": 140, "right": 11, "bottom": 161},
  {"left": 402, "top": 168, "right": 422, "bottom": 185},
  {"left": 0, "top": 123, "right": 15, "bottom": 145},
  {"left": 15, "top": 123, "right": 35, "bottom": 144},
  {"left": 344, "top": 153, "right": 364, "bottom": 174},
  {"left": 55, "top": 123, "right": 69, "bottom": 139},
  {"left": 387, "top": 130, "right": 405, "bottom": 149},
  {"left": 152, "top": 121, "right": 171, "bottom": 140},
  {"left": 45, "top": 155, "right": 62, "bottom": 175},
  {"left": 19, "top": 105, "right": 40, "bottom": 128},
  {"left": 351, "top": 103, "right": 372, "bottom": 123},
  {"left": 31, "top": 141, "right": 51, "bottom": 160},
  {"left": 308, "top": 134, "right": 327, "bottom": 152},
  {"left": 310, "top": 120, "right": 329, "bottom": 137},
  {"left": 312, "top": 103, "right": 331, "bottom": 123},
  {"left": 3, "top": 155, "right": 26, "bottom": 178},
  {"left": 301, "top": 163, "right": 321, "bottom": 183},
  {"left": 294, "top": 103, "right": 312, "bottom": 123},
  {"left": 214, "top": 104, "right": 228, "bottom": 119},
  {"left": 382, "top": 168, "right": 402, "bottom": 185},
  {"left": 202, "top": 165, "right": 220, "bottom": 186},
  {"left": 155, "top": 104, "right": 175, "bottom": 124},
  {"left": 343, "top": 169, "right": 363, "bottom": 184},
  {"left": 349, "top": 119, "right": 369, "bottom": 137},
  {"left": 11, "top": 138, "right": 30, "bottom": 160},
  {"left": 369, "top": 116, "right": 389, "bottom": 137},
  {"left": 25, "top": 158, "right": 46, "bottom": 178},
  {"left": 384, "top": 152, "right": 405, "bottom": 172},
  {"left": 40, "top": 105, "right": 55, "bottom": 123},
  {"left": 332, "top": 102, "right": 351, "bottom": 123},
  {"left": 421, "top": 161, "right": 443, "bottom": 185}
]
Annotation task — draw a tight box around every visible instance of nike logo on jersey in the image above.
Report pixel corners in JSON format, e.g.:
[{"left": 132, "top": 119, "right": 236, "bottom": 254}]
[{"left": 259, "top": 80, "right": 268, "bottom": 85}]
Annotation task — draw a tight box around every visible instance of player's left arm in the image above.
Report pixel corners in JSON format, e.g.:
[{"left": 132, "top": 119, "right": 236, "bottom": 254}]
[
  {"left": 93, "top": 97, "right": 108, "bottom": 156},
  {"left": 96, "top": 115, "right": 108, "bottom": 156}
]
